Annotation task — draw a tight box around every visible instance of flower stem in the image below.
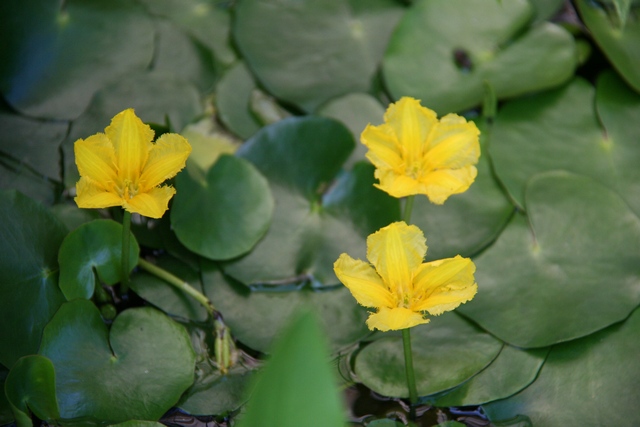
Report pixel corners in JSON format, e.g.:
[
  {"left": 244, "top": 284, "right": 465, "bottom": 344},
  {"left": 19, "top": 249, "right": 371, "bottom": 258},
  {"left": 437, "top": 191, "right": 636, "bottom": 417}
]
[
  {"left": 137, "top": 258, "right": 215, "bottom": 315},
  {"left": 403, "top": 195, "right": 415, "bottom": 224},
  {"left": 402, "top": 327, "right": 419, "bottom": 420},
  {"left": 120, "top": 210, "right": 132, "bottom": 293}
]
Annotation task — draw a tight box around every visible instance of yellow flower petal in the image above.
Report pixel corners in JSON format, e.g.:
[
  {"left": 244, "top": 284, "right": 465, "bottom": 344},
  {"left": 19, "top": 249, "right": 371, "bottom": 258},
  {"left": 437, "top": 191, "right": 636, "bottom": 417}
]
[
  {"left": 74, "top": 133, "right": 117, "bottom": 189},
  {"left": 384, "top": 97, "right": 438, "bottom": 164},
  {"left": 367, "top": 222, "right": 426, "bottom": 295},
  {"left": 361, "top": 124, "right": 403, "bottom": 170},
  {"left": 425, "top": 118, "right": 480, "bottom": 171},
  {"left": 139, "top": 133, "right": 192, "bottom": 191},
  {"left": 333, "top": 254, "right": 394, "bottom": 308},
  {"left": 106, "top": 109, "right": 153, "bottom": 183},
  {"left": 124, "top": 185, "right": 176, "bottom": 219},
  {"left": 366, "top": 307, "right": 429, "bottom": 332},
  {"left": 412, "top": 256, "right": 477, "bottom": 315},
  {"left": 419, "top": 166, "right": 478, "bottom": 204},
  {"left": 374, "top": 170, "right": 424, "bottom": 199},
  {"left": 75, "top": 177, "right": 123, "bottom": 209}
]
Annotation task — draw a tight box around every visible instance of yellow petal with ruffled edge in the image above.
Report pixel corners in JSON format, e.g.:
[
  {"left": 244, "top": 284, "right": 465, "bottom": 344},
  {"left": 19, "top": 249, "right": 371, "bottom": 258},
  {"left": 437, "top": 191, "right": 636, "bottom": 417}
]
[
  {"left": 74, "top": 133, "right": 118, "bottom": 189},
  {"left": 366, "top": 222, "right": 426, "bottom": 295},
  {"left": 106, "top": 109, "right": 154, "bottom": 183},
  {"left": 411, "top": 256, "right": 477, "bottom": 315},
  {"left": 384, "top": 97, "right": 437, "bottom": 164},
  {"left": 366, "top": 307, "right": 429, "bottom": 332},
  {"left": 361, "top": 124, "right": 403, "bottom": 171},
  {"left": 425, "top": 117, "right": 480, "bottom": 171},
  {"left": 374, "top": 170, "right": 424, "bottom": 199},
  {"left": 333, "top": 254, "right": 394, "bottom": 308},
  {"left": 124, "top": 186, "right": 176, "bottom": 219},
  {"left": 75, "top": 177, "right": 123, "bottom": 209},
  {"left": 139, "top": 133, "right": 192, "bottom": 191}
]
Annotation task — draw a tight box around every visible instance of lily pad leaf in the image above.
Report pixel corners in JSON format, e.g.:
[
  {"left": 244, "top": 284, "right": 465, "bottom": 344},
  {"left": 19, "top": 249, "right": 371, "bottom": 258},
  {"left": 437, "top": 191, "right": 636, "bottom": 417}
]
[
  {"left": 39, "top": 299, "right": 196, "bottom": 424},
  {"left": 0, "top": 0, "right": 154, "bottom": 120},
  {"left": 459, "top": 171, "right": 640, "bottom": 348},
  {"left": 5, "top": 355, "right": 59, "bottom": 427},
  {"left": 236, "top": 310, "right": 346, "bottom": 427},
  {"left": 0, "top": 190, "right": 67, "bottom": 369},
  {"left": 354, "top": 312, "right": 503, "bottom": 398},
  {"left": 383, "top": 0, "right": 576, "bottom": 114},
  {"left": 575, "top": 0, "right": 640, "bottom": 92},
  {"left": 484, "top": 307, "right": 640, "bottom": 427},
  {"left": 58, "top": 220, "right": 140, "bottom": 300},
  {"left": 233, "top": 0, "right": 405, "bottom": 112},
  {"left": 223, "top": 116, "right": 400, "bottom": 287},
  {"left": 430, "top": 346, "right": 549, "bottom": 407},
  {"left": 172, "top": 154, "right": 273, "bottom": 261},
  {"left": 202, "top": 261, "right": 370, "bottom": 354}
]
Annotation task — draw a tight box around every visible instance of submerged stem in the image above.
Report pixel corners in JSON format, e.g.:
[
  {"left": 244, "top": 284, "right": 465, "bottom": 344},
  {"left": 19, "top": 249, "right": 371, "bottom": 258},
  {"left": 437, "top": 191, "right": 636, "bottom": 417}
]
[
  {"left": 120, "top": 210, "right": 132, "bottom": 293},
  {"left": 138, "top": 258, "right": 214, "bottom": 315},
  {"left": 402, "top": 328, "right": 418, "bottom": 420}
]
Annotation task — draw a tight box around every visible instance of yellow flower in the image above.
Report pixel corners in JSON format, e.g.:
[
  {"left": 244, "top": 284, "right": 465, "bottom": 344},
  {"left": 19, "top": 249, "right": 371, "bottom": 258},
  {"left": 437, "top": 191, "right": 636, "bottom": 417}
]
[
  {"left": 333, "top": 221, "right": 477, "bottom": 332},
  {"left": 361, "top": 97, "right": 480, "bottom": 204},
  {"left": 74, "top": 108, "right": 191, "bottom": 219}
]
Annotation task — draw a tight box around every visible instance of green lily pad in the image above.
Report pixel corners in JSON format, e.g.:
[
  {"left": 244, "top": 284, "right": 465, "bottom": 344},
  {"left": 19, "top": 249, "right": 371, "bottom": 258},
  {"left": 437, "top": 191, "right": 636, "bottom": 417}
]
[
  {"left": 354, "top": 313, "right": 503, "bottom": 398},
  {"left": 130, "top": 254, "right": 208, "bottom": 322},
  {"left": 5, "top": 355, "right": 59, "bottom": 427},
  {"left": 202, "top": 261, "right": 370, "bottom": 354},
  {"left": 484, "top": 307, "right": 640, "bottom": 426},
  {"left": 575, "top": 0, "right": 640, "bottom": 92},
  {"left": 383, "top": 0, "right": 576, "bottom": 114},
  {"left": 0, "top": 0, "right": 154, "bottom": 120},
  {"left": 58, "top": 220, "right": 140, "bottom": 300},
  {"left": 172, "top": 154, "right": 273, "bottom": 260},
  {"left": 430, "top": 346, "right": 549, "bottom": 407},
  {"left": 215, "top": 61, "right": 263, "bottom": 140},
  {"left": 152, "top": 18, "right": 217, "bottom": 92},
  {"left": 179, "top": 365, "right": 252, "bottom": 416},
  {"left": 412, "top": 120, "right": 514, "bottom": 261},
  {"left": 459, "top": 171, "right": 640, "bottom": 348},
  {"left": 0, "top": 190, "right": 67, "bottom": 369},
  {"left": 0, "top": 111, "right": 68, "bottom": 181},
  {"left": 39, "top": 299, "right": 196, "bottom": 424},
  {"left": 233, "top": 0, "right": 405, "bottom": 112},
  {"left": 236, "top": 310, "right": 346, "bottom": 427},
  {"left": 109, "top": 421, "right": 166, "bottom": 427},
  {"left": 490, "top": 78, "right": 605, "bottom": 210},
  {"left": 50, "top": 203, "right": 101, "bottom": 232},
  {"left": 317, "top": 93, "right": 385, "bottom": 168},
  {"left": 223, "top": 116, "right": 400, "bottom": 287},
  {"left": 62, "top": 71, "right": 203, "bottom": 188},
  {"left": 529, "top": 0, "right": 565, "bottom": 22},
  {"left": 138, "top": 0, "right": 236, "bottom": 66},
  {"left": 0, "top": 368, "right": 13, "bottom": 425},
  {"left": 0, "top": 158, "right": 60, "bottom": 206}
]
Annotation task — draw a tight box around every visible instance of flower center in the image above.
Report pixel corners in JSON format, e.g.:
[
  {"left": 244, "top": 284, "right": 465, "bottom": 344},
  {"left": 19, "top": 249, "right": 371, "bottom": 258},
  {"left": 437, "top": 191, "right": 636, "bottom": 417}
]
[{"left": 117, "top": 179, "right": 139, "bottom": 200}]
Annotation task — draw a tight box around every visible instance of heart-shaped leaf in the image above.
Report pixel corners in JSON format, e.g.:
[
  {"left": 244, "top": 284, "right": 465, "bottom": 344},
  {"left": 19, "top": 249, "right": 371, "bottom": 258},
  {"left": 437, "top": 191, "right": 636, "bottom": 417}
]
[
  {"left": 172, "top": 154, "right": 273, "bottom": 260},
  {"left": 5, "top": 355, "right": 59, "bottom": 427},
  {"left": 459, "top": 171, "right": 640, "bottom": 348},
  {"left": 39, "top": 299, "right": 196, "bottom": 424},
  {"left": 0, "top": 190, "right": 67, "bottom": 369},
  {"left": 430, "top": 346, "right": 549, "bottom": 407},
  {"left": 223, "top": 116, "right": 400, "bottom": 287},
  {"left": 58, "top": 219, "right": 140, "bottom": 300},
  {"left": 354, "top": 313, "right": 503, "bottom": 398},
  {"left": 0, "top": 0, "right": 154, "bottom": 120},
  {"left": 383, "top": 0, "right": 576, "bottom": 114},
  {"left": 203, "top": 261, "right": 370, "bottom": 354},
  {"left": 575, "top": 0, "right": 640, "bottom": 92},
  {"left": 236, "top": 310, "right": 346, "bottom": 427},
  {"left": 484, "top": 307, "right": 640, "bottom": 426},
  {"left": 233, "top": 0, "right": 405, "bottom": 112}
]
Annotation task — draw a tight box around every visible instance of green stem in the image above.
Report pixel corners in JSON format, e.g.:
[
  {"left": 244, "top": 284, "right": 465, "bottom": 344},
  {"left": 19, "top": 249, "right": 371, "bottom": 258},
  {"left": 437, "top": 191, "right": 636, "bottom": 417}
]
[
  {"left": 138, "top": 258, "right": 214, "bottom": 315},
  {"left": 403, "top": 195, "right": 415, "bottom": 224},
  {"left": 120, "top": 210, "right": 131, "bottom": 293},
  {"left": 402, "top": 328, "right": 418, "bottom": 419}
]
